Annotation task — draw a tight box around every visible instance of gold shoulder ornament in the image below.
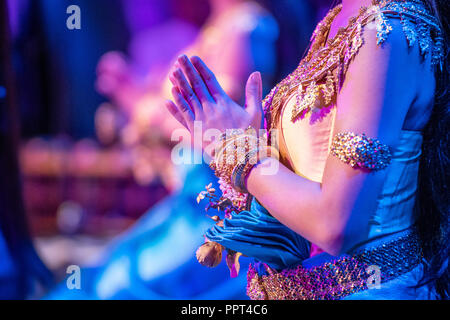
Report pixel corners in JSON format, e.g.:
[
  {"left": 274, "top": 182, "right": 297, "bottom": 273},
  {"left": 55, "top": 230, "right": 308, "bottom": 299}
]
[{"left": 263, "top": 0, "right": 445, "bottom": 139}]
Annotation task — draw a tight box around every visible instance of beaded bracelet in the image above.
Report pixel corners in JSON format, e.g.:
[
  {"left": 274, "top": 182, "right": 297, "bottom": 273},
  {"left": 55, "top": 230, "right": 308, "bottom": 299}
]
[
  {"left": 211, "top": 128, "right": 258, "bottom": 175},
  {"left": 231, "top": 146, "right": 280, "bottom": 193},
  {"left": 231, "top": 150, "right": 259, "bottom": 193}
]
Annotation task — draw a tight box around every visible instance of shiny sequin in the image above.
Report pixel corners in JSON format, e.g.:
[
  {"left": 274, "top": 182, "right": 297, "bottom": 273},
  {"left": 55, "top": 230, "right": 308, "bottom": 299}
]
[
  {"left": 375, "top": 9, "right": 393, "bottom": 45},
  {"left": 401, "top": 17, "right": 417, "bottom": 46}
]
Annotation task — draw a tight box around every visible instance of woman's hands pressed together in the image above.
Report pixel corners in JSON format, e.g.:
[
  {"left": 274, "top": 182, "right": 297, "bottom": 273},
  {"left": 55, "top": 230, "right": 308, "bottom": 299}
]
[{"left": 165, "top": 55, "right": 264, "bottom": 135}]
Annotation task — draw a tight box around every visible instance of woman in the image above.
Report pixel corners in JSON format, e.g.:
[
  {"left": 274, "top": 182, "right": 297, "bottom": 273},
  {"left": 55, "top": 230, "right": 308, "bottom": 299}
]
[{"left": 166, "top": 0, "right": 449, "bottom": 299}]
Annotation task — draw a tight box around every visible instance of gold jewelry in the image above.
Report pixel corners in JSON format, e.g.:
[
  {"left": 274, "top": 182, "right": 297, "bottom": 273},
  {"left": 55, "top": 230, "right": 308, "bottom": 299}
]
[
  {"left": 231, "top": 146, "right": 280, "bottom": 193},
  {"left": 211, "top": 128, "right": 259, "bottom": 182},
  {"left": 330, "top": 132, "right": 392, "bottom": 171},
  {"left": 209, "top": 127, "right": 278, "bottom": 207}
]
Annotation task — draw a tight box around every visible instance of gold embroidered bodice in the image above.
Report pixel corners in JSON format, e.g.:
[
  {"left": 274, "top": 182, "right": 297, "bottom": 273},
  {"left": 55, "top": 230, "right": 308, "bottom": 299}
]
[
  {"left": 264, "top": 0, "right": 443, "bottom": 133},
  {"left": 262, "top": 0, "right": 444, "bottom": 239}
]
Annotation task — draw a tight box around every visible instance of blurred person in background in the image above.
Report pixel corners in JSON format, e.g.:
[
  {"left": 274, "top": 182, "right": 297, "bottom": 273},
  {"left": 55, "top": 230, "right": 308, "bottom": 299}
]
[
  {"left": 94, "top": 0, "right": 281, "bottom": 192},
  {"left": 8, "top": 0, "right": 130, "bottom": 139}
]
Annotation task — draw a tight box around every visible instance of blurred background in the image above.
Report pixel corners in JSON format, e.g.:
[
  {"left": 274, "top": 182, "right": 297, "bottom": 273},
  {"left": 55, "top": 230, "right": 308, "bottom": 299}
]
[{"left": 0, "top": 0, "right": 334, "bottom": 299}]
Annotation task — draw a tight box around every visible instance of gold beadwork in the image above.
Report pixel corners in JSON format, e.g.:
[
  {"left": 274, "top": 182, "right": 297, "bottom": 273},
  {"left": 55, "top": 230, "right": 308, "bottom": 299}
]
[
  {"left": 212, "top": 128, "right": 260, "bottom": 183},
  {"left": 210, "top": 127, "right": 275, "bottom": 209},
  {"left": 247, "top": 231, "right": 422, "bottom": 300},
  {"left": 330, "top": 132, "right": 392, "bottom": 171}
]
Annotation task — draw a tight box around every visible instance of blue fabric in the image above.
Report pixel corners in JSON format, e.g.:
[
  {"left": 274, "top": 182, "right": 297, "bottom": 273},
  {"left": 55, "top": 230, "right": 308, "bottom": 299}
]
[
  {"left": 205, "top": 200, "right": 437, "bottom": 299},
  {"left": 343, "top": 263, "right": 437, "bottom": 300},
  {"left": 205, "top": 198, "right": 310, "bottom": 271},
  {"left": 0, "top": 229, "right": 21, "bottom": 299},
  {"left": 367, "top": 130, "right": 424, "bottom": 239}
]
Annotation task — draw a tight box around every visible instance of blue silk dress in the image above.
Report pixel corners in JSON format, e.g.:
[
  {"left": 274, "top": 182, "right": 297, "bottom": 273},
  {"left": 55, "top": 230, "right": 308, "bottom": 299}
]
[{"left": 206, "top": 0, "right": 443, "bottom": 300}]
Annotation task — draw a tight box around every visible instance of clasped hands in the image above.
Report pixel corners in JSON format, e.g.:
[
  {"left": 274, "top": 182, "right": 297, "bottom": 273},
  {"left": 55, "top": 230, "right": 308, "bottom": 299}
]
[{"left": 165, "top": 55, "right": 264, "bottom": 144}]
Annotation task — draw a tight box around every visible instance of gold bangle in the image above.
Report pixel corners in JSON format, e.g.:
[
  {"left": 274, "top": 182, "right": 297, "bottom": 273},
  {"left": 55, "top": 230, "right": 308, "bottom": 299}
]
[{"left": 210, "top": 127, "right": 275, "bottom": 191}]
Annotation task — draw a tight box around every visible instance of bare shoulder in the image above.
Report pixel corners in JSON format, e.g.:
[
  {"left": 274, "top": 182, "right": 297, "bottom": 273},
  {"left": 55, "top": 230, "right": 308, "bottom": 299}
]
[
  {"left": 336, "top": 19, "right": 430, "bottom": 144},
  {"left": 338, "top": 15, "right": 438, "bottom": 133},
  {"left": 363, "top": 15, "right": 438, "bottom": 130}
]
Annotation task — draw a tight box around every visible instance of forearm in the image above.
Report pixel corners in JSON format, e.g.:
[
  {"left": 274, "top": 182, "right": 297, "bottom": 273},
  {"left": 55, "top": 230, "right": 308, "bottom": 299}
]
[{"left": 246, "top": 157, "right": 345, "bottom": 253}]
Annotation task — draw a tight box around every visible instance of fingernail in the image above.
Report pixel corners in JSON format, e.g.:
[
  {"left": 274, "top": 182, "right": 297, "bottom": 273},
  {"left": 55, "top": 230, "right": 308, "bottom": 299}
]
[
  {"left": 178, "top": 54, "right": 188, "bottom": 62},
  {"left": 251, "top": 72, "right": 262, "bottom": 85},
  {"left": 172, "top": 86, "right": 181, "bottom": 94},
  {"left": 173, "top": 68, "right": 182, "bottom": 77}
]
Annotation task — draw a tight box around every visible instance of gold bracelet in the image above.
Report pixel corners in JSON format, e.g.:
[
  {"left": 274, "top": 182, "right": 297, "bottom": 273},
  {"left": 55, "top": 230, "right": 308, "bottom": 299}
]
[
  {"left": 210, "top": 127, "right": 276, "bottom": 196},
  {"left": 231, "top": 146, "right": 280, "bottom": 193}
]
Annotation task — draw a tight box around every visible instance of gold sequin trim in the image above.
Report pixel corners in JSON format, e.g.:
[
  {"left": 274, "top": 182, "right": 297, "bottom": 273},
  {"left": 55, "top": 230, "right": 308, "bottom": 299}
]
[{"left": 247, "top": 231, "right": 422, "bottom": 300}]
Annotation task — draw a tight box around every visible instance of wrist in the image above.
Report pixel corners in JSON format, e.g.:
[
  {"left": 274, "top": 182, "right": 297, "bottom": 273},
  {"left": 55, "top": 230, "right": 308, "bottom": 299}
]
[
  {"left": 245, "top": 156, "right": 279, "bottom": 194},
  {"left": 231, "top": 147, "right": 279, "bottom": 193},
  {"left": 209, "top": 127, "right": 278, "bottom": 208}
]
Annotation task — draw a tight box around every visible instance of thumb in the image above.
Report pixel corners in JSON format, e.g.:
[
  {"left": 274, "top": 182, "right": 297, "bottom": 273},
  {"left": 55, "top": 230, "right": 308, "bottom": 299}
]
[{"left": 245, "top": 71, "right": 263, "bottom": 127}]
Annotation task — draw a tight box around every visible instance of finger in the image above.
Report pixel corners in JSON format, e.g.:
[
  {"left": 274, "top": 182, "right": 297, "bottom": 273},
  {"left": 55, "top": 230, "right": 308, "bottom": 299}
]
[
  {"left": 245, "top": 72, "right": 263, "bottom": 127},
  {"left": 171, "top": 87, "right": 195, "bottom": 130},
  {"left": 190, "top": 56, "right": 227, "bottom": 100},
  {"left": 165, "top": 99, "right": 189, "bottom": 129},
  {"left": 177, "top": 55, "right": 215, "bottom": 105},
  {"left": 171, "top": 68, "right": 203, "bottom": 116}
]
